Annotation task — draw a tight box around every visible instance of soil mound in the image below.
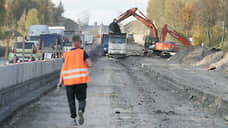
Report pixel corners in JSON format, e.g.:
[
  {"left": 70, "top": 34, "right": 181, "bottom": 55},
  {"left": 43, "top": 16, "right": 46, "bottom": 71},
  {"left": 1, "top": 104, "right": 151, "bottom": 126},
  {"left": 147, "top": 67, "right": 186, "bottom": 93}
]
[
  {"left": 195, "top": 51, "right": 225, "bottom": 66},
  {"left": 209, "top": 52, "right": 228, "bottom": 71},
  {"left": 169, "top": 47, "right": 209, "bottom": 65}
]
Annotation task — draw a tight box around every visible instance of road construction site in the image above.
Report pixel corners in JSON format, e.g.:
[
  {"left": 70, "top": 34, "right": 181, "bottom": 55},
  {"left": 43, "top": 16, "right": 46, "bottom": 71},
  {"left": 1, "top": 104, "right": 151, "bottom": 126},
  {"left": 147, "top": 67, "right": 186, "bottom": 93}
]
[{"left": 1, "top": 43, "right": 228, "bottom": 128}]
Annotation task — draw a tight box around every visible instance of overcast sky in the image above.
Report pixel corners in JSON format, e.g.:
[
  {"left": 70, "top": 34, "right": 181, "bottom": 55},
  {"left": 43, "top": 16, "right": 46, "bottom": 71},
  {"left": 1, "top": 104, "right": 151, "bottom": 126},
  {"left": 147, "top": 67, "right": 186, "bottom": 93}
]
[{"left": 51, "top": 0, "right": 149, "bottom": 25}]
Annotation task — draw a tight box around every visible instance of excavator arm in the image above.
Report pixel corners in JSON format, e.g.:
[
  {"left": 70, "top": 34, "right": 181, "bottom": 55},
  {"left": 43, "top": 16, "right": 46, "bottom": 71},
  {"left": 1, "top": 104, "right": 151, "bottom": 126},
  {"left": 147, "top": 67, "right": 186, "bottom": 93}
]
[
  {"left": 113, "top": 8, "right": 158, "bottom": 38},
  {"left": 161, "top": 24, "right": 191, "bottom": 47}
]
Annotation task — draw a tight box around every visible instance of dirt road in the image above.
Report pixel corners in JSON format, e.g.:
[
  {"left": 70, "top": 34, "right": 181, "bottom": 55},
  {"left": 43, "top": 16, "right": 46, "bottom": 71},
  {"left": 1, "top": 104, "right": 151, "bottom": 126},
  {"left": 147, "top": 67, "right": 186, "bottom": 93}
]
[{"left": 2, "top": 50, "right": 226, "bottom": 127}]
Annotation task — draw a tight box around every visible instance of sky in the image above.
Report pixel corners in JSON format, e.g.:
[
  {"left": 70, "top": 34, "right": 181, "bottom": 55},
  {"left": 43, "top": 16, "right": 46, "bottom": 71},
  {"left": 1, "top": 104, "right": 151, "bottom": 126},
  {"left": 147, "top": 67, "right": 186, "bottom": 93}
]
[{"left": 51, "top": 0, "right": 149, "bottom": 25}]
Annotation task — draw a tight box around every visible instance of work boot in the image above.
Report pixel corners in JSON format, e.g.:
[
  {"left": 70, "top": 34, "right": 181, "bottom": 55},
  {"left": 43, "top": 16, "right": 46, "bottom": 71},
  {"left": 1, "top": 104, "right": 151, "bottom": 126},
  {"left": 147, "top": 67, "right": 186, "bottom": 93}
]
[
  {"left": 78, "top": 110, "right": 84, "bottom": 125},
  {"left": 71, "top": 118, "right": 77, "bottom": 126}
]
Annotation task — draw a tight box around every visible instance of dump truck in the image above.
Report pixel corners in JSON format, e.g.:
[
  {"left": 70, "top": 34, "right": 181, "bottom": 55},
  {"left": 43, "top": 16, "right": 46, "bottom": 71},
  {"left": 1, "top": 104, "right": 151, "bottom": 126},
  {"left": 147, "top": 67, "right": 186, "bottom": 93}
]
[
  {"left": 101, "top": 34, "right": 109, "bottom": 54},
  {"left": 108, "top": 33, "right": 127, "bottom": 55},
  {"left": 85, "top": 35, "right": 93, "bottom": 45},
  {"left": 28, "top": 25, "right": 49, "bottom": 42},
  {"left": 63, "top": 31, "right": 85, "bottom": 52},
  {"left": 40, "top": 33, "right": 63, "bottom": 59},
  {"left": 63, "top": 31, "right": 75, "bottom": 52}
]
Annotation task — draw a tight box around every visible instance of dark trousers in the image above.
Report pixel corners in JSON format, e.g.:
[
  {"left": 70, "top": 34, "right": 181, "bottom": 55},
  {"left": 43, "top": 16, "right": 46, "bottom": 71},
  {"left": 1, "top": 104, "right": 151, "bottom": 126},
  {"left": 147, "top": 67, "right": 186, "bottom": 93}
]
[{"left": 65, "top": 84, "right": 87, "bottom": 119}]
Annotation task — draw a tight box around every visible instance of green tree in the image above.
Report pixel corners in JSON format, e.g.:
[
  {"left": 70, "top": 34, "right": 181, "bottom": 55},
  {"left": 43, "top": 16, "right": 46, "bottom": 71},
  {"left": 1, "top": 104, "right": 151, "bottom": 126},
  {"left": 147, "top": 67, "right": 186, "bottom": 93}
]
[
  {"left": 0, "top": 0, "right": 6, "bottom": 25},
  {"left": 147, "top": 0, "right": 166, "bottom": 31},
  {"left": 164, "top": 0, "right": 185, "bottom": 29},
  {"left": 57, "top": 1, "right": 64, "bottom": 16},
  {"left": 179, "top": 2, "right": 195, "bottom": 37},
  {"left": 195, "top": 0, "right": 222, "bottom": 46},
  {"left": 25, "top": 8, "right": 40, "bottom": 30},
  {"left": 192, "top": 25, "right": 204, "bottom": 46},
  {"left": 17, "top": 10, "right": 26, "bottom": 35},
  {"left": 0, "top": 0, "right": 6, "bottom": 39}
]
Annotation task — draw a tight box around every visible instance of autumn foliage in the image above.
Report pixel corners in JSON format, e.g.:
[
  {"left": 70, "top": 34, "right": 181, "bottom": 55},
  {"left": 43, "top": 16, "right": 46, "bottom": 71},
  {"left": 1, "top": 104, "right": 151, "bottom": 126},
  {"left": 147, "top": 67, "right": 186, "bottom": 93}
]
[{"left": 147, "top": 0, "right": 227, "bottom": 49}]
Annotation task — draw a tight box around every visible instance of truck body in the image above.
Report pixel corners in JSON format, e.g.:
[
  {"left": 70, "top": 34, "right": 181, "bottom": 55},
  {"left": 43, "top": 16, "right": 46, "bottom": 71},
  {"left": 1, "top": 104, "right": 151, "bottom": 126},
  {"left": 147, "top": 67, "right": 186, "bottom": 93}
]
[
  {"left": 28, "top": 25, "right": 49, "bottom": 43},
  {"left": 102, "top": 34, "right": 109, "bottom": 54},
  {"left": 108, "top": 33, "right": 127, "bottom": 55},
  {"left": 63, "top": 31, "right": 85, "bottom": 52},
  {"left": 84, "top": 35, "right": 93, "bottom": 45},
  {"left": 48, "top": 26, "right": 65, "bottom": 36},
  {"left": 63, "top": 31, "right": 75, "bottom": 52},
  {"left": 40, "top": 34, "right": 63, "bottom": 59}
]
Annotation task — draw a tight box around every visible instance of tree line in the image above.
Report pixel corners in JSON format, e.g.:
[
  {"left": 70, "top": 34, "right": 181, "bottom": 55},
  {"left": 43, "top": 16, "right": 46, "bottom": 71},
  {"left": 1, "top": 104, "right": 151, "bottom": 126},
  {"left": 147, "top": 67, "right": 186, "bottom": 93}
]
[
  {"left": 147, "top": 0, "right": 228, "bottom": 50},
  {"left": 0, "top": 0, "right": 78, "bottom": 39}
]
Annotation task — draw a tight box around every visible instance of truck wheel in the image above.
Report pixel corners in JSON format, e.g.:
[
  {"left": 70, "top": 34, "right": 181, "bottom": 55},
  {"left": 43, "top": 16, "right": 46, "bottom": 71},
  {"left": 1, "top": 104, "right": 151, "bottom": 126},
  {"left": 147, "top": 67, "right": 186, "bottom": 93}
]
[{"left": 144, "top": 49, "right": 148, "bottom": 56}]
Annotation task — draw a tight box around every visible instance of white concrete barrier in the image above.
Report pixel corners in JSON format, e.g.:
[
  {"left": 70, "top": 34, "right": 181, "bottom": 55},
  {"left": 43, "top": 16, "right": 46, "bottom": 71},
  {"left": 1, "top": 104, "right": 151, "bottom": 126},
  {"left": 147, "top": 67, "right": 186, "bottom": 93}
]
[{"left": 0, "top": 59, "right": 63, "bottom": 91}]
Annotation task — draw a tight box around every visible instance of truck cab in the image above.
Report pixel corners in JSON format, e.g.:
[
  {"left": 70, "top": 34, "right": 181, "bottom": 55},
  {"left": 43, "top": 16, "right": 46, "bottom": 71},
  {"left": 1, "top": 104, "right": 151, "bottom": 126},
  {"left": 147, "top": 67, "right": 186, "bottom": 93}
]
[
  {"left": 102, "top": 34, "right": 109, "bottom": 54},
  {"left": 8, "top": 41, "right": 40, "bottom": 63}
]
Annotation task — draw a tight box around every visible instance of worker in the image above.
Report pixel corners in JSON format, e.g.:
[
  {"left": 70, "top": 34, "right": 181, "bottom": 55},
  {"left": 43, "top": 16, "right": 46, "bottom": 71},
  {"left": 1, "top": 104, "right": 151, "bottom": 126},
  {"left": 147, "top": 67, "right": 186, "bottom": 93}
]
[{"left": 57, "top": 35, "right": 92, "bottom": 126}]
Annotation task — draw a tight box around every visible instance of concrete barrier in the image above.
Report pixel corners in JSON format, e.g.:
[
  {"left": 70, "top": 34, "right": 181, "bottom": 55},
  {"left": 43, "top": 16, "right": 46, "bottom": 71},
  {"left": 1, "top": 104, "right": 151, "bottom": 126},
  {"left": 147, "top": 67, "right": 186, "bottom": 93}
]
[
  {"left": 0, "top": 59, "right": 63, "bottom": 124},
  {"left": 0, "top": 59, "right": 63, "bottom": 91}
]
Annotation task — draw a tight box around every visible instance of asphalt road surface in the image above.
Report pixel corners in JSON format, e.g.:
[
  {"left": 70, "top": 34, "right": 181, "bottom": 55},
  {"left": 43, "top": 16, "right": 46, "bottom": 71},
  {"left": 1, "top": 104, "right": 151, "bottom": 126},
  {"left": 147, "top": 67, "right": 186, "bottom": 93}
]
[{"left": 2, "top": 52, "right": 227, "bottom": 128}]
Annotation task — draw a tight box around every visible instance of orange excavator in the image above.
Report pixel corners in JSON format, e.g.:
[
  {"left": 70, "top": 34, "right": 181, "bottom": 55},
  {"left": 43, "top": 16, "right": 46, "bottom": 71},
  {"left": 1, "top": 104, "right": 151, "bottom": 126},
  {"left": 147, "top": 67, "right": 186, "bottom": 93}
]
[{"left": 109, "top": 8, "right": 191, "bottom": 55}]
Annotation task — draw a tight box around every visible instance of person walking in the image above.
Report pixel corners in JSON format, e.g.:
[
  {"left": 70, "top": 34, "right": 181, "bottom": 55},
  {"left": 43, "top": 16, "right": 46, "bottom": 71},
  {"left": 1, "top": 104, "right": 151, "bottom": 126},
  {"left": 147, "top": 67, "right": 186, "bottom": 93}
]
[{"left": 57, "top": 35, "right": 92, "bottom": 126}]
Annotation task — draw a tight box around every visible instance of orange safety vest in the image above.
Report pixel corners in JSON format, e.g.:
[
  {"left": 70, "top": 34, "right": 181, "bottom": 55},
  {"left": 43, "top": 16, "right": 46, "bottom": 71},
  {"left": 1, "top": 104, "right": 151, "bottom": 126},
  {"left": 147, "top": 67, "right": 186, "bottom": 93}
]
[{"left": 62, "top": 49, "right": 90, "bottom": 86}]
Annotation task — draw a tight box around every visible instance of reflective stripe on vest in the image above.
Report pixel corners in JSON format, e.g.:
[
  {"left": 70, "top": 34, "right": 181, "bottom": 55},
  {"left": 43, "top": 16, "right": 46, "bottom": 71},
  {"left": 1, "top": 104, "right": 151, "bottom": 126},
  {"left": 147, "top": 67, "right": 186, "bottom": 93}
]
[
  {"left": 63, "top": 73, "right": 88, "bottom": 80},
  {"left": 62, "top": 68, "right": 88, "bottom": 74}
]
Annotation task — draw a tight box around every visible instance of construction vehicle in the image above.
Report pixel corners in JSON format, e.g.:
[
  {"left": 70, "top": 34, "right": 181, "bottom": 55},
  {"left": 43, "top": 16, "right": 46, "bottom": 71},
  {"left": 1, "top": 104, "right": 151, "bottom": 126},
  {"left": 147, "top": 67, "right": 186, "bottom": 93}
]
[
  {"left": 28, "top": 25, "right": 49, "bottom": 42},
  {"left": 160, "top": 24, "right": 191, "bottom": 47},
  {"left": 8, "top": 41, "right": 40, "bottom": 63},
  {"left": 84, "top": 35, "right": 94, "bottom": 45},
  {"left": 40, "top": 33, "right": 63, "bottom": 59},
  {"left": 63, "top": 31, "right": 85, "bottom": 52},
  {"left": 63, "top": 31, "right": 75, "bottom": 52},
  {"left": 109, "top": 8, "right": 191, "bottom": 56},
  {"left": 102, "top": 34, "right": 109, "bottom": 54},
  {"left": 108, "top": 33, "right": 127, "bottom": 55}
]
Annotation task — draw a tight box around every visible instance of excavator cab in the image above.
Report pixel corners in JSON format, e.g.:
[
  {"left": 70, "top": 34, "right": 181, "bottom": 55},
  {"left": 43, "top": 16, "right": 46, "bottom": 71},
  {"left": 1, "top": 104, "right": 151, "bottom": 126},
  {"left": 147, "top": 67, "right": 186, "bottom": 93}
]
[{"left": 144, "top": 36, "right": 159, "bottom": 53}]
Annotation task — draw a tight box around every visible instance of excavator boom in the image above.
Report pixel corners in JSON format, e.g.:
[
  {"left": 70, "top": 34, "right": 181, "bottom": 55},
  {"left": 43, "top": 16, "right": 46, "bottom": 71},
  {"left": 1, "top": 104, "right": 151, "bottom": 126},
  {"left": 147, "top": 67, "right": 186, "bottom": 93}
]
[
  {"left": 111, "top": 8, "right": 158, "bottom": 38},
  {"left": 161, "top": 24, "right": 191, "bottom": 47}
]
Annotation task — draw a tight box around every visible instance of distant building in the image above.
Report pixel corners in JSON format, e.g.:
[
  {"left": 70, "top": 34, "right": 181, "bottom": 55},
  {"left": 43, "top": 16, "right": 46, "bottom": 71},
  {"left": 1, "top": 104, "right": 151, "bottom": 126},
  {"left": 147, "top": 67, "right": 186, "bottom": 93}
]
[{"left": 82, "top": 24, "right": 109, "bottom": 36}]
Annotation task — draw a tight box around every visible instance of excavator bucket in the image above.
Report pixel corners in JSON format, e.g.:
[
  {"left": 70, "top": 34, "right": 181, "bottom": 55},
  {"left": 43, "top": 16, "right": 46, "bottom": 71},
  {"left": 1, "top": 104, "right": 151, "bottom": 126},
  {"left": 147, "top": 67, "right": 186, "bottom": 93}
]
[{"left": 109, "top": 21, "right": 121, "bottom": 34}]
